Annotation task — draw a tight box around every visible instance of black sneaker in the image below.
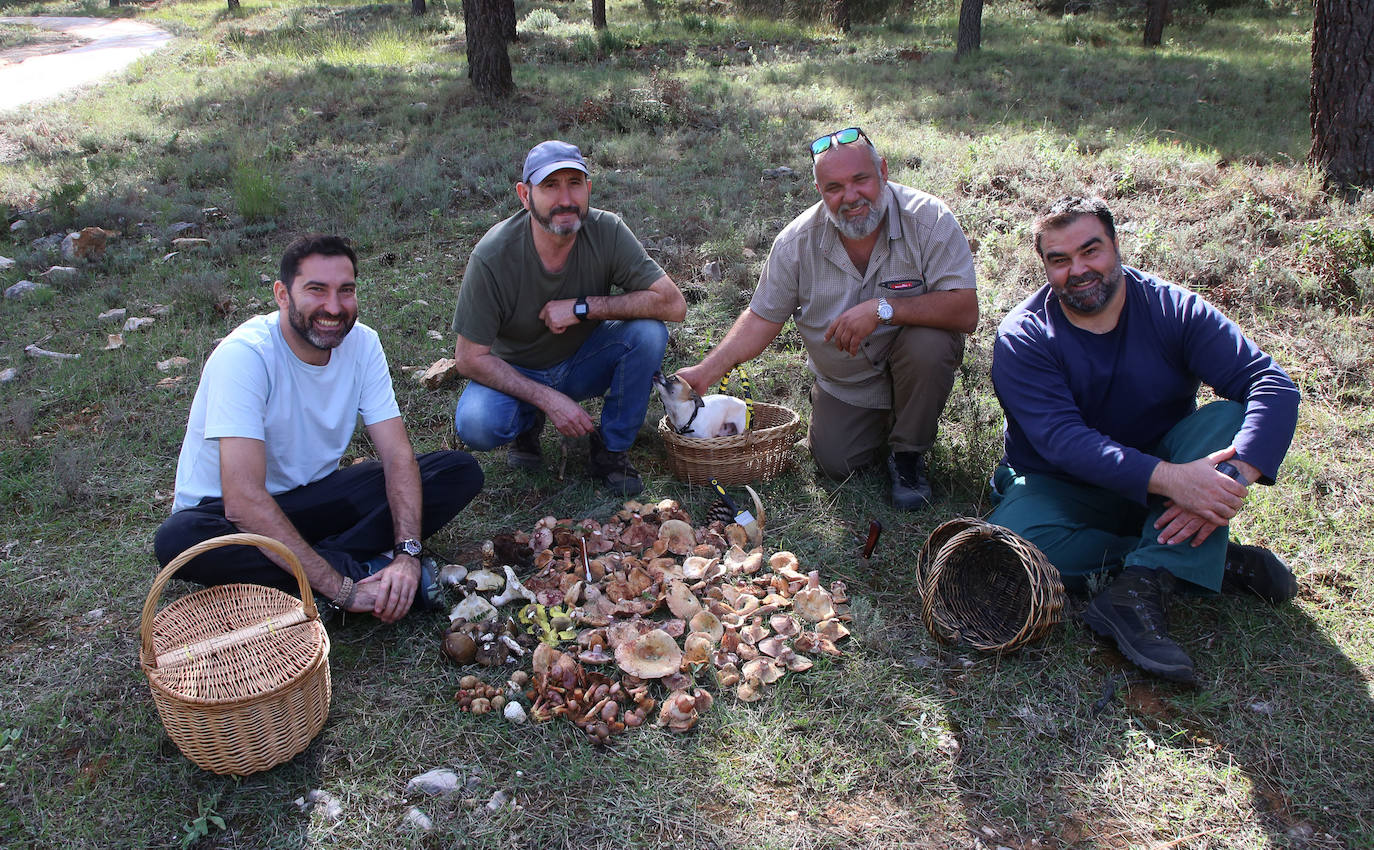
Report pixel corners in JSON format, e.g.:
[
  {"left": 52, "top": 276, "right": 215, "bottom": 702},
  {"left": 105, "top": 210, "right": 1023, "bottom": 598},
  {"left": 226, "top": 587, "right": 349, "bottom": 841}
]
[
  {"left": 587, "top": 431, "right": 644, "bottom": 497},
  {"left": 1223, "top": 543, "right": 1297, "bottom": 604},
  {"left": 1081, "top": 565, "right": 1195, "bottom": 683},
  {"left": 887, "top": 451, "right": 933, "bottom": 510},
  {"left": 508, "top": 414, "right": 545, "bottom": 470}
]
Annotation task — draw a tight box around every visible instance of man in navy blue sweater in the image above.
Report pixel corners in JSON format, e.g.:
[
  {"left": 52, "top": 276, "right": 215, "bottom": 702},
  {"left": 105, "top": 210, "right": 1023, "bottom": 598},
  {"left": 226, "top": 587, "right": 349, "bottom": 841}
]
[{"left": 989, "top": 196, "right": 1300, "bottom": 683}]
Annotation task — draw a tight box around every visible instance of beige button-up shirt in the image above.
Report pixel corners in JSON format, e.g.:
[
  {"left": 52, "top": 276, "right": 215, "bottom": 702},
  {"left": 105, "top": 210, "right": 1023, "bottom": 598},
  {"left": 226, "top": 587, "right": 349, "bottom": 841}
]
[{"left": 749, "top": 182, "right": 977, "bottom": 408}]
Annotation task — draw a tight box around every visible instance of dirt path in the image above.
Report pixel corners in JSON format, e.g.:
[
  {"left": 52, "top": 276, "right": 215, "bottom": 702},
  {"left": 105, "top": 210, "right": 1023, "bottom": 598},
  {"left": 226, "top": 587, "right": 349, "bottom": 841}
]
[{"left": 0, "top": 16, "right": 173, "bottom": 112}]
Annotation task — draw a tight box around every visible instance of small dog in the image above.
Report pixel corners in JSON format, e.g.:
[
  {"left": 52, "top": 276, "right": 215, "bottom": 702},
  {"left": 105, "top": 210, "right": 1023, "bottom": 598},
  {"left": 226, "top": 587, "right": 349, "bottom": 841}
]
[{"left": 653, "top": 371, "right": 748, "bottom": 438}]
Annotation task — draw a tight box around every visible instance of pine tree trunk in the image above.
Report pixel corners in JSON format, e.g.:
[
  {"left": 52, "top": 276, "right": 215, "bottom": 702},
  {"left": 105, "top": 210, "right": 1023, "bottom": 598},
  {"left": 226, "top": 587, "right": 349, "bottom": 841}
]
[
  {"left": 465, "top": 0, "right": 514, "bottom": 97},
  {"left": 1143, "top": 0, "right": 1168, "bottom": 47},
  {"left": 832, "top": 0, "right": 851, "bottom": 34},
  {"left": 955, "top": 0, "right": 983, "bottom": 59},
  {"left": 411, "top": 0, "right": 426, "bottom": 15},
  {"left": 227, "top": 0, "right": 240, "bottom": 9},
  {"left": 500, "top": 0, "right": 518, "bottom": 42},
  {"left": 593, "top": 0, "right": 607, "bottom": 29},
  {"left": 1309, "top": 0, "right": 1374, "bottom": 187}
]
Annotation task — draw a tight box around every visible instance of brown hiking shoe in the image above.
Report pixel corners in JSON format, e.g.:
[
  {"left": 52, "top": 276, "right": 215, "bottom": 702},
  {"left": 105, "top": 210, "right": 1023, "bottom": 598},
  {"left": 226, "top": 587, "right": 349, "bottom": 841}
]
[{"left": 587, "top": 431, "right": 643, "bottom": 497}]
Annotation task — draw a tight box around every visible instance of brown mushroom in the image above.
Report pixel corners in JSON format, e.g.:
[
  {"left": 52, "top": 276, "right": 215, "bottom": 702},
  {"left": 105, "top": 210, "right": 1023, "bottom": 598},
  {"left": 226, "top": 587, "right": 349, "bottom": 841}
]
[
  {"left": 688, "top": 610, "right": 725, "bottom": 643},
  {"left": 736, "top": 677, "right": 764, "bottom": 702},
  {"left": 614, "top": 629, "right": 683, "bottom": 679},
  {"left": 657, "top": 519, "right": 696, "bottom": 555},
  {"left": 793, "top": 571, "right": 836, "bottom": 622},
  {"left": 769, "top": 614, "right": 800, "bottom": 638},
  {"left": 742, "top": 657, "right": 785, "bottom": 684},
  {"left": 757, "top": 635, "right": 788, "bottom": 658},
  {"left": 715, "top": 662, "right": 742, "bottom": 688},
  {"left": 816, "top": 618, "right": 851, "bottom": 642},
  {"left": 682, "top": 632, "right": 714, "bottom": 667},
  {"left": 665, "top": 580, "right": 702, "bottom": 619},
  {"left": 656, "top": 689, "right": 702, "bottom": 732},
  {"left": 443, "top": 630, "right": 477, "bottom": 665}
]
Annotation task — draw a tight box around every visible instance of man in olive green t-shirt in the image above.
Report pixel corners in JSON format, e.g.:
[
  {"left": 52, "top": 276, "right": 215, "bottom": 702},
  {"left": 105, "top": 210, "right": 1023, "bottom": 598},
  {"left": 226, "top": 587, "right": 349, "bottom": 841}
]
[{"left": 452, "top": 140, "right": 686, "bottom": 497}]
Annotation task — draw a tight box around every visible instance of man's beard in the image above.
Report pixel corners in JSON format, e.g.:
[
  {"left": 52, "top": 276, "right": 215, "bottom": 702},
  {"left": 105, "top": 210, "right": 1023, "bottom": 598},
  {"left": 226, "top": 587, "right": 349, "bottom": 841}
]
[
  {"left": 1059, "top": 263, "right": 1124, "bottom": 315},
  {"left": 531, "top": 202, "right": 588, "bottom": 236},
  {"left": 287, "top": 295, "right": 355, "bottom": 351},
  {"left": 825, "top": 184, "right": 889, "bottom": 241}
]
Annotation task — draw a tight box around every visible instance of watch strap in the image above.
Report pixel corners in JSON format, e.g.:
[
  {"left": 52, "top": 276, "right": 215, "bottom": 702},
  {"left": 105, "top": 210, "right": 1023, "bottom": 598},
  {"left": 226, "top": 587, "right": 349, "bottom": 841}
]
[
  {"left": 1215, "top": 461, "right": 1248, "bottom": 487},
  {"left": 574, "top": 296, "right": 590, "bottom": 321}
]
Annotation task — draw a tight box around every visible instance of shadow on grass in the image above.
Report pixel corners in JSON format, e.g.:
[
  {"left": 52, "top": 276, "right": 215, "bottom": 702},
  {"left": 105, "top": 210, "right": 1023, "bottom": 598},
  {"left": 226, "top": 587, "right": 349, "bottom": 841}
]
[{"left": 939, "top": 591, "right": 1373, "bottom": 847}]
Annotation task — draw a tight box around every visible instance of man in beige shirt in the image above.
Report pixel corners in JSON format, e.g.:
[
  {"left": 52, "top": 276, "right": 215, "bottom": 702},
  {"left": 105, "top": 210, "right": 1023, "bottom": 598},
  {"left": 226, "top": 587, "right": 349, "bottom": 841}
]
[{"left": 677, "top": 128, "right": 978, "bottom": 508}]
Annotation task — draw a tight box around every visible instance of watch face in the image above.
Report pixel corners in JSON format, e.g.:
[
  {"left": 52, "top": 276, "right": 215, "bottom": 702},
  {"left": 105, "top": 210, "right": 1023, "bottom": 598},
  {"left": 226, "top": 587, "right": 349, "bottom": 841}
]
[
  {"left": 398, "top": 539, "right": 422, "bottom": 557},
  {"left": 877, "top": 300, "right": 893, "bottom": 322}
]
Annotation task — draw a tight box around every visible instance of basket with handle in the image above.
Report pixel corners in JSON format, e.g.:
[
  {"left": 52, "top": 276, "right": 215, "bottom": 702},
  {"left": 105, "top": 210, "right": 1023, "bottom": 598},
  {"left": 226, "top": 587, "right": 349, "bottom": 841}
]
[
  {"left": 140, "top": 533, "right": 331, "bottom": 775},
  {"left": 917, "top": 517, "right": 1065, "bottom": 653},
  {"left": 658, "top": 367, "right": 800, "bottom": 485}
]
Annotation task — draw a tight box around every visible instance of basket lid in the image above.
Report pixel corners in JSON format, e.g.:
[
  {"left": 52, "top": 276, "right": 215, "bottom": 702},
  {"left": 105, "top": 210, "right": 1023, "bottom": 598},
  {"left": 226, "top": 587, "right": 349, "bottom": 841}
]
[{"left": 143, "top": 583, "right": 328, "bottom": 705}]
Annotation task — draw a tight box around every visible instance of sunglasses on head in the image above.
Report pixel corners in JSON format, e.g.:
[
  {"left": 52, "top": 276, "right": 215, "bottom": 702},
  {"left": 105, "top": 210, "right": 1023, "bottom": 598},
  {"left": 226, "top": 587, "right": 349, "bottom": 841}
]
[{"left": 810, "top": 127, "right": 869, "bottom": 158}]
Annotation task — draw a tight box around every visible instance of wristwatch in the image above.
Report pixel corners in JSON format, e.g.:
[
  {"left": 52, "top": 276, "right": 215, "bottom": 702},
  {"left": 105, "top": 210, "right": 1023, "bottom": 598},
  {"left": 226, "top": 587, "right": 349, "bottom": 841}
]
[
  {"left": 573, "top": 296, "right": 590, "bottom": 322},
  {"left": 394, "top": 538, "right": 423, "bottom": 559},
  {"left": 876, "top": 297, "right": 894, "bottom": 325},
  {"left": 1214, "top": 461, "right": 1248, "bottom": 487}
]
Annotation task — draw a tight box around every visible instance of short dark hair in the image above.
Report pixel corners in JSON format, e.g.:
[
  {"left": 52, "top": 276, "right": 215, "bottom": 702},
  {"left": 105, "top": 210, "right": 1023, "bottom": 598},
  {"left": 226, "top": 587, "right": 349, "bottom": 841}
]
[
  {"left": 279, "top": 234, "right": 357, "bottom": 289},
  {"left": 1033, "top": 196, "right": 1116, "bottom": 256}
]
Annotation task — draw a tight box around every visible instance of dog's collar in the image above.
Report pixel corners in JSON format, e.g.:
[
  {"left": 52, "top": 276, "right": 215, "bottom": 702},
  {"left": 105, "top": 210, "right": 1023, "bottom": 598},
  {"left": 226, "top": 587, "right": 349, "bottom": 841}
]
[{"left": 677, "top": 395, "right": 705, "bottom": 434}]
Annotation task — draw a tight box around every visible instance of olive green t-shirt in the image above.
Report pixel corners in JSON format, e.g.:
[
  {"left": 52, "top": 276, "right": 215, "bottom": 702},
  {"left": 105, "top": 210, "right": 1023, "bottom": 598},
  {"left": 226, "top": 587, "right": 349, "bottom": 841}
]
[{"left": 451, "top": 208, "right": 665, "bottom": 369}]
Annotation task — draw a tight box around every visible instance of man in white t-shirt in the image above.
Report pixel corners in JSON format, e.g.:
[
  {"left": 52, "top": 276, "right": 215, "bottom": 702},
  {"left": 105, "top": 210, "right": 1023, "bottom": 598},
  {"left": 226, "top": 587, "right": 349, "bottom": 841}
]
[{"left": 154, "top": 235, "right": 483, "bottom": 622}]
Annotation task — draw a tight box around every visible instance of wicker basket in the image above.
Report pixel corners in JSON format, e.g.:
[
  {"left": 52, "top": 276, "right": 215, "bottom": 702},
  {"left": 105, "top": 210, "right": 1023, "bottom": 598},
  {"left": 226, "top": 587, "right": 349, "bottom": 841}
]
[
  {"left": 140, "top": 533, "right": 331, "bottom": 775},
  {"left": 658, "top": 401, "right": 800, "bottom": 485},
  {"left": 917, "top": 517, "right": 1065, "bottom": 653}
]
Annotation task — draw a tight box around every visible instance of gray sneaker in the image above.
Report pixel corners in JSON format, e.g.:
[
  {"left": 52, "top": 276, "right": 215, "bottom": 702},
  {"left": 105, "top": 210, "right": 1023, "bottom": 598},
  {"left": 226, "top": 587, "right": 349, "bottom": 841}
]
[
  {"left": 887, "top": 451, "right": 933, "bottom": 510},
  {"left": 508, "top": 414, "right": 545, "bottom": 470}
]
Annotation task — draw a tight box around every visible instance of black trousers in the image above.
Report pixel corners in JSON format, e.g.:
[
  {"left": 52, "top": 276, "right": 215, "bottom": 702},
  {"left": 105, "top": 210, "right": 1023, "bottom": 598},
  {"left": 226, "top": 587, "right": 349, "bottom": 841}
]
[{"left": 153, "top": 450, "right": 483, "bottom": 595}]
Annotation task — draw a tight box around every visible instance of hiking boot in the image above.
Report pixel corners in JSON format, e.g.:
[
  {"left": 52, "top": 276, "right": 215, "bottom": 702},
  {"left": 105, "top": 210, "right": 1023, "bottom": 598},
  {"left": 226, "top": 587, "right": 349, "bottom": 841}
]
[
  {"left": 887, "top": 451, "right": 933, "bottom": 511},
  {"left": 1223, "top": 542, "right": 1297, "bottom": 604},
  {"left": 587, "top": 431, "right": 643, "bottom": 497},
  {"left": 1081, "top": 565, "right": 1195, "bottom": 683},
  {"left": 507, "top": 414, "right": 545, "bottom": 470}
]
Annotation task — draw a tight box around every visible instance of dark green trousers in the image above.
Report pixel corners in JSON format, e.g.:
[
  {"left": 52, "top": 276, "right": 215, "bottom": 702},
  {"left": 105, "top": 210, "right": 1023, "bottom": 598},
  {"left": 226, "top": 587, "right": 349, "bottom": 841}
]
[{"left": 988, "top": 401, "right": 1246, "bottom": 592}]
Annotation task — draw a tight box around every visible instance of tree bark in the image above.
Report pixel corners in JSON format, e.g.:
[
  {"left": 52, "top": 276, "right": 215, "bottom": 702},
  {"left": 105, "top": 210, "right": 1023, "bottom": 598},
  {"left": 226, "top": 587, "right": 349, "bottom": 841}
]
[
  {"left": 411, "top": 0, "right": 426, "bottom": 14},
  {"left": 955, "top": 0, "right": 983, "bottom": 59},
  {"left": 499, "top": 0, "right": 518, "bottom": 42},
  {"left": 832, "top": 0, "right": 851, "bottom": 34},
  {"left": 592, "top": 0, "right": 607, "bottom": 29},
  {"left": 1143, "top": 0, "right": 1168, "bottom": 47},
  {"left": 465, "top": 0, "right": 514, "bottom": 97},
  {"left": 1309, "top": 0, "right": 1374, "bottom": 188},
  {"left": 227, "top": 0, "right": 240, "bottom": 9}
]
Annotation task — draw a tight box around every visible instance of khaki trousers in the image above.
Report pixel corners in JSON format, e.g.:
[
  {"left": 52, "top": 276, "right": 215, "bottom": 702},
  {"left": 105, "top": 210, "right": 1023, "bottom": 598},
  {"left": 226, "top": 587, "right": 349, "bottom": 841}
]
[{"left": 808, "top": 325, "right": 965, "bottom": 479}]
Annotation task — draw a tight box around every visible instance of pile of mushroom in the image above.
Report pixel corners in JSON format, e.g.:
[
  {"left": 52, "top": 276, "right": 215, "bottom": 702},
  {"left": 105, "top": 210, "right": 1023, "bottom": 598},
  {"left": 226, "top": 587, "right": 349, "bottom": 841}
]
[{"left": 441, "top": 499, "right": 851, "bottom": 743}]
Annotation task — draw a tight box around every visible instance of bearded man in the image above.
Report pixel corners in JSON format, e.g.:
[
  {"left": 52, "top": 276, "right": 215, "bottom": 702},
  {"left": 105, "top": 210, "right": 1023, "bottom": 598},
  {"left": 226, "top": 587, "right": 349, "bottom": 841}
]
[
  {"left": 154, "top": 234, "right": 483, "bottom": 622},
  {"left": 451, "top": 140, "right": 686, "bottom": 497},
  {"left": 677, "top": 127, "right": 978, "bottom": 508},
  {"left": 988, "top": 196, "right": 1300, "bottom": 683}
]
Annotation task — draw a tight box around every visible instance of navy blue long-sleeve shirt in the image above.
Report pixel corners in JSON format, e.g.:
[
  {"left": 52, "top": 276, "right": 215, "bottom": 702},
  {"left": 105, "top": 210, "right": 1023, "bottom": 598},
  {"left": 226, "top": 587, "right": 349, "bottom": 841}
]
[{"left": 992, "top": 266, "right": 1299, "bottom": 504}]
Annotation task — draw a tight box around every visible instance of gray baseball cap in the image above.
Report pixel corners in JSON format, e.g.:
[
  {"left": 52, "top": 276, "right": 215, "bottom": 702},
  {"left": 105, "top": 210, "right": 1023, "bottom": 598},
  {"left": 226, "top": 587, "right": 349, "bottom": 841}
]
[{"left": 522, "top": 140, "right": 588, "bottom": 185}]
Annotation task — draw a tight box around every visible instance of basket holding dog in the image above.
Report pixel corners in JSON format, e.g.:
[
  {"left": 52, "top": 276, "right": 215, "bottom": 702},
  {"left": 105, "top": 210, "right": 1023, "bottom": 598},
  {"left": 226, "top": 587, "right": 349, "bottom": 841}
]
[{"left": 653, "top": 368, "right": 799, "bottom": 486}]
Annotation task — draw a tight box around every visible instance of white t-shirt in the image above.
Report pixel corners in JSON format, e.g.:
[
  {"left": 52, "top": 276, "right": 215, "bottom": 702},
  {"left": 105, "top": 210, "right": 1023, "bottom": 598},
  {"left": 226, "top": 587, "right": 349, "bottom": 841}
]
[{"left": 171, "top": 312, "right": 402, "bottom": 512}]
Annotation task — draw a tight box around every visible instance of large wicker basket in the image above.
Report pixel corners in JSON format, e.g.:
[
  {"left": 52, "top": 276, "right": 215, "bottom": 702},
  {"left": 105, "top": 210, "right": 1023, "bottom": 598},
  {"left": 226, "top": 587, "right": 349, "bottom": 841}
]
[
  {"left": 658, "top": 402, "right": 800, "bottom": 485},
  {"left": 917, "top": 517, "right": 1065, "bottom": 653},
  {"left": 140, "top": 533, "right": 331, "bottom": 775}
]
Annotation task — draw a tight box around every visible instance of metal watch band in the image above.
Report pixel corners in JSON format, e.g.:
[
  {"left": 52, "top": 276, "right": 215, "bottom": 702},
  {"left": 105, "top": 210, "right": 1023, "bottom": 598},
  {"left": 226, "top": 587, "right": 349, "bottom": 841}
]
[{"left": 330, "top": 575, "right": 354, "bottom": 608}]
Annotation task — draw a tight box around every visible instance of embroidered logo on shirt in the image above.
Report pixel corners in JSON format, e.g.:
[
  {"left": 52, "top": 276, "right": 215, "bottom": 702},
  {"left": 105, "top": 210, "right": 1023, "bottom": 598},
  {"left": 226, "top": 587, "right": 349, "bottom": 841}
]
[{"left": 880, "top": 279, "right": 925, "bottom": 292}]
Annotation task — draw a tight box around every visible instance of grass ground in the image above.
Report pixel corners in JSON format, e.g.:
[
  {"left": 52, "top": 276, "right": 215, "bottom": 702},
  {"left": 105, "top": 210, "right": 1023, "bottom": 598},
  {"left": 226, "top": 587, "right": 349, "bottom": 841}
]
[{"left": 1, "top": 0, "right": 1371, "bottom": 847}]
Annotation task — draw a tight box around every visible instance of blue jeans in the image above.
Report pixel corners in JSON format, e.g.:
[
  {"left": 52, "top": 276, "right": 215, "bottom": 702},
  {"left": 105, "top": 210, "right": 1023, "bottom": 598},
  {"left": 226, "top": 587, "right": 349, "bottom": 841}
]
[{"left": 454, "top": 319, "right": 668, "bottom": 453}]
